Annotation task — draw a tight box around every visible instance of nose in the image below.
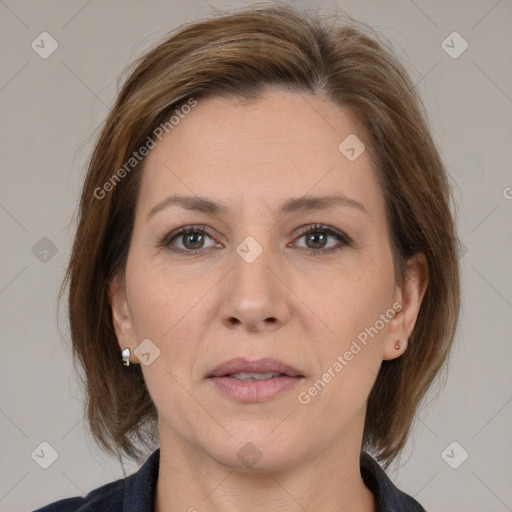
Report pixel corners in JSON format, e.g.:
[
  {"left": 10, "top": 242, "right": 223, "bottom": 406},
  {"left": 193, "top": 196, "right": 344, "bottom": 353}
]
[{"left": 219, "top": 242, "right": 292, "bottom": 333}]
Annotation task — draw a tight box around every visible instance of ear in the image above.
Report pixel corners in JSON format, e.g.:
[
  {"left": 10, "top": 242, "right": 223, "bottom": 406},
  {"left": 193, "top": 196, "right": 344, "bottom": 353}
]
[
  {"left": 108, "top": 273, "right": 138, "bottom": 364},
  {"left": 382, "top": 253, "right": 429, "bottom": 361}
]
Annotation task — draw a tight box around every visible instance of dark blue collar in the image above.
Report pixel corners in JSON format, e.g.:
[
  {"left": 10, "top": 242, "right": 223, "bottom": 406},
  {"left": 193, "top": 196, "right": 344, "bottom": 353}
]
[
  {"left": 360, "top": 452, "right": 426, "bottom": 511},
  {"left": 35, "top": 448, "right": 427, "bottom": 511}
]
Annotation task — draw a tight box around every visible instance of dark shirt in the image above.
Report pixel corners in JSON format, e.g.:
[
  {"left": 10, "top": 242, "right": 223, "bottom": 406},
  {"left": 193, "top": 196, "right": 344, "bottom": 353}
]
[{"left": 33, "top": 448, "right": 426, "bottom": 511}]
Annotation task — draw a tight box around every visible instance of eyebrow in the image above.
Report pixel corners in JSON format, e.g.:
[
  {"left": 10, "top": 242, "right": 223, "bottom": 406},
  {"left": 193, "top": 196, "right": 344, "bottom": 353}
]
[{"left": 146, "top": 193, "right": 368, "bottom": 221}]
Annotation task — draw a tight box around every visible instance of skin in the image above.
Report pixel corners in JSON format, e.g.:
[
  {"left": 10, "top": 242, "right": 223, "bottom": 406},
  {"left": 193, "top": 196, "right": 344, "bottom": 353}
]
[{"left": 109, "top": 89, "right": 428, "bottom": 512}]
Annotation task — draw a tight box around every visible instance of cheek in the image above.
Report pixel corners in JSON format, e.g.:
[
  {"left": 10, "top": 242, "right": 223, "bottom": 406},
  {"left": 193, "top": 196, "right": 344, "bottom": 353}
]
[
  {"left": 125, "top": 258, "right": 204, "bottom": 369},
  {"left": 303, "top": 267, "right": 394, "bottom": 399},
  {"left": 305, "top": 260, "right": 394, "bottom": 347},
  {"left": 127, "top": 269, "right": 209, "bottom": 429}
]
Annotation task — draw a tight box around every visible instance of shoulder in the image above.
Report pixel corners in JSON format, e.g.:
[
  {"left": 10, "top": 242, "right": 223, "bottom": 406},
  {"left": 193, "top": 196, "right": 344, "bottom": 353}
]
[
  {"left": 32, "top": 477, "right": 125, "bottom": 512},
  {"left": 360, "top": 452, "right": 427, "bottom": 512},
  {"left": 32, "top": 448, "right": 160, "bottom": 512}
]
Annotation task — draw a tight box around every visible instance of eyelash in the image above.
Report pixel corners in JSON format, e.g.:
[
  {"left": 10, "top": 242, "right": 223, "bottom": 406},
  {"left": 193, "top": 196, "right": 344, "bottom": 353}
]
[{"left": 158, "top": 223, "right": 351, "bottom": 257}]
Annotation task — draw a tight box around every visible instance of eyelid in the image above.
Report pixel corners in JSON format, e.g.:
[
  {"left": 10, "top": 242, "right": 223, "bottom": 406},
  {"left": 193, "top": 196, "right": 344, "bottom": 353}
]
[
  {"left": 293, "top": 223, "right": 351, "bottom": 242},
  {"left": 290, "top": 224, "right": 352, "bottom": 254},
  {"left": 159, "top": 225, "right": 219, "bottom": 250}
]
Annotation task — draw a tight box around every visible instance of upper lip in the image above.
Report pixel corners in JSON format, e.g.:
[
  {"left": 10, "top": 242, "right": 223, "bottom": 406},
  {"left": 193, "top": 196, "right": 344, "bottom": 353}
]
[{"left": 206, "top": 357, "right": 304, "bottom": 378}]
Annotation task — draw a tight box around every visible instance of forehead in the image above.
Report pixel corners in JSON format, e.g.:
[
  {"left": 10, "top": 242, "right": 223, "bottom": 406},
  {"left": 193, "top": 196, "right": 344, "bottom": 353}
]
[{"left": 137, "top": 90, "right": 383, "bottom": 218}]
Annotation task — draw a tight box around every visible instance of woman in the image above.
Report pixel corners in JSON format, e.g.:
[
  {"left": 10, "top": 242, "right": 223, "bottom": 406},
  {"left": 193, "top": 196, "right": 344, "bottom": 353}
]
[{"left": 35, "top": 3, "right": 460, "bottom": 511}]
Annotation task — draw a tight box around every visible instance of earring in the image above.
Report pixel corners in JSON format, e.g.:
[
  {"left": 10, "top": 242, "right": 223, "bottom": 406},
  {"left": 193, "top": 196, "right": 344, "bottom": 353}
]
[
  {"left": 121, "top": 348, "right": 131, "bottom": 366},
  {"left": 394, "top": 340, "right": 401, "bottom": 350}
]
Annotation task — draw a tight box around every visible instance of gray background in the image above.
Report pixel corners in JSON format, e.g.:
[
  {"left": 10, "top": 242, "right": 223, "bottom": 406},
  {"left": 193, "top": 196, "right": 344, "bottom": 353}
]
[{"left": 1, "top": 0, "right": 511, "bottom": 510}]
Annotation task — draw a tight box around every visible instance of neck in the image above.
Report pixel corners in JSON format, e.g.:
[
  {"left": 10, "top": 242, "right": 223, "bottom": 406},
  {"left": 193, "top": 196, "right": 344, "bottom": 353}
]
[{"left": 154, "top": 425, "right": 376, "bottom": 512}]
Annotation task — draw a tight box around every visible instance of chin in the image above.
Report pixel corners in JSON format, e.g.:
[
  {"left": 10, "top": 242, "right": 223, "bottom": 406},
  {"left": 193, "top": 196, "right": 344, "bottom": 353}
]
[{"left": 203, "top": 425, "right": 305, "bottom": 472}]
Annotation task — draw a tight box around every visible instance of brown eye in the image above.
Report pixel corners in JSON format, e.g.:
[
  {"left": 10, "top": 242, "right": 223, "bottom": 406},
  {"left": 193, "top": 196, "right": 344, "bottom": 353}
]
[
  {"left": 293, "top": 224, "right": 351, "bottom": 255},
  {"left": 160, "top": 225, "right": 219, "bottom": 254},
  {"left": 178, "top": 231, "right": 206, "bottom": 250}
]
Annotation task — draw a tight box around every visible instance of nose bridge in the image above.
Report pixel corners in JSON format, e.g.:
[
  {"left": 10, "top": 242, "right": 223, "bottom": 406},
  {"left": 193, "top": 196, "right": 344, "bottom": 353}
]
[
  {"left": 219, "top": 229, "right": 291, "bottom": 331},
  {"left": 232, "top": 231, "right": 278, "bottom": 304}
]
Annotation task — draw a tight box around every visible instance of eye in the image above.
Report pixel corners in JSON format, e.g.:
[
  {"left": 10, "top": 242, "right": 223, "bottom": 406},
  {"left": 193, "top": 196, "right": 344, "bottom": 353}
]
[
  {"left": 292, "top": 224, "right": 351, "bottom": 255},
  {"left": 159, "top": 225, "right": 220, "bottom": 254},
  {"left": 158, "top": 223, "right": 351, "bottom": 256}
]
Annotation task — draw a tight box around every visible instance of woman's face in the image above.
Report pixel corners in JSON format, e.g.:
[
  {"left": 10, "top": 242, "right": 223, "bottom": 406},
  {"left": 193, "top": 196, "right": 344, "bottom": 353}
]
[{"left": 110, "top": 89, "right": 426, "bottom": 470}]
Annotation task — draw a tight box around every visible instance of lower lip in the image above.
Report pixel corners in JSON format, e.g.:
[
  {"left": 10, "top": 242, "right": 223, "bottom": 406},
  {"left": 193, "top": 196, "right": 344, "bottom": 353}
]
[{"left": 208, "top": 375, "right": 303, "bottom": 402}]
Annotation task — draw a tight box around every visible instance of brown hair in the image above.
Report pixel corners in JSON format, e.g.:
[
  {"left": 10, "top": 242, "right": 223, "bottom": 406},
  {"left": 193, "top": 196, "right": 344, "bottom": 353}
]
[{"left": 60, "top": 2, "right": 460, "bottom": 468}]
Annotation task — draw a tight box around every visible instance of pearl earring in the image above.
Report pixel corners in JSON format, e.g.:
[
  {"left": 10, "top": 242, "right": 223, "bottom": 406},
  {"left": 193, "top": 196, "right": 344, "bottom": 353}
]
[
  {"left": 121, "top": 348, "right": 131, "bottom": 366},
  {"left": 394, "top": 340, "right": 401, "bottom": 350}
]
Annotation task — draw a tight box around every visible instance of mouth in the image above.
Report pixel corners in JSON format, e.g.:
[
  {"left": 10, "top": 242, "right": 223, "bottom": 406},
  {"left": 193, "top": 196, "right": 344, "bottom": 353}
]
[
  {"left": 222, "top": 371, "right": 288, "bottom": 381},
  {"left": 206, "top": 357, "right": 305, "bottom": 403},
  {"left": 206, "top": 357, "right": 304, "bottom": 379}
]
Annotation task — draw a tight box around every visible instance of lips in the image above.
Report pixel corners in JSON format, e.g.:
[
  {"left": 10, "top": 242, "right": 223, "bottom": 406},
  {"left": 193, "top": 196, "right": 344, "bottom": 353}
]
[
  {"left": 206, "top": 357, "right": 305, "bottom": 403},
  {"left": 206, "top": 357, "right": 304, "bottom": 378}
]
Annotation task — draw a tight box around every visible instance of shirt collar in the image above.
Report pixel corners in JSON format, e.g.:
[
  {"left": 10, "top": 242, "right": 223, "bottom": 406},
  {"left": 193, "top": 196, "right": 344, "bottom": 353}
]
[
  {"left": 122, "top": 447, "right": 160, "bottom": 512},
  {"left": 360, "top": 452, "right": 426, "bottom": 511},
  {"left": 122, "top": 448, "right": 425, "bottom": 511}
]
